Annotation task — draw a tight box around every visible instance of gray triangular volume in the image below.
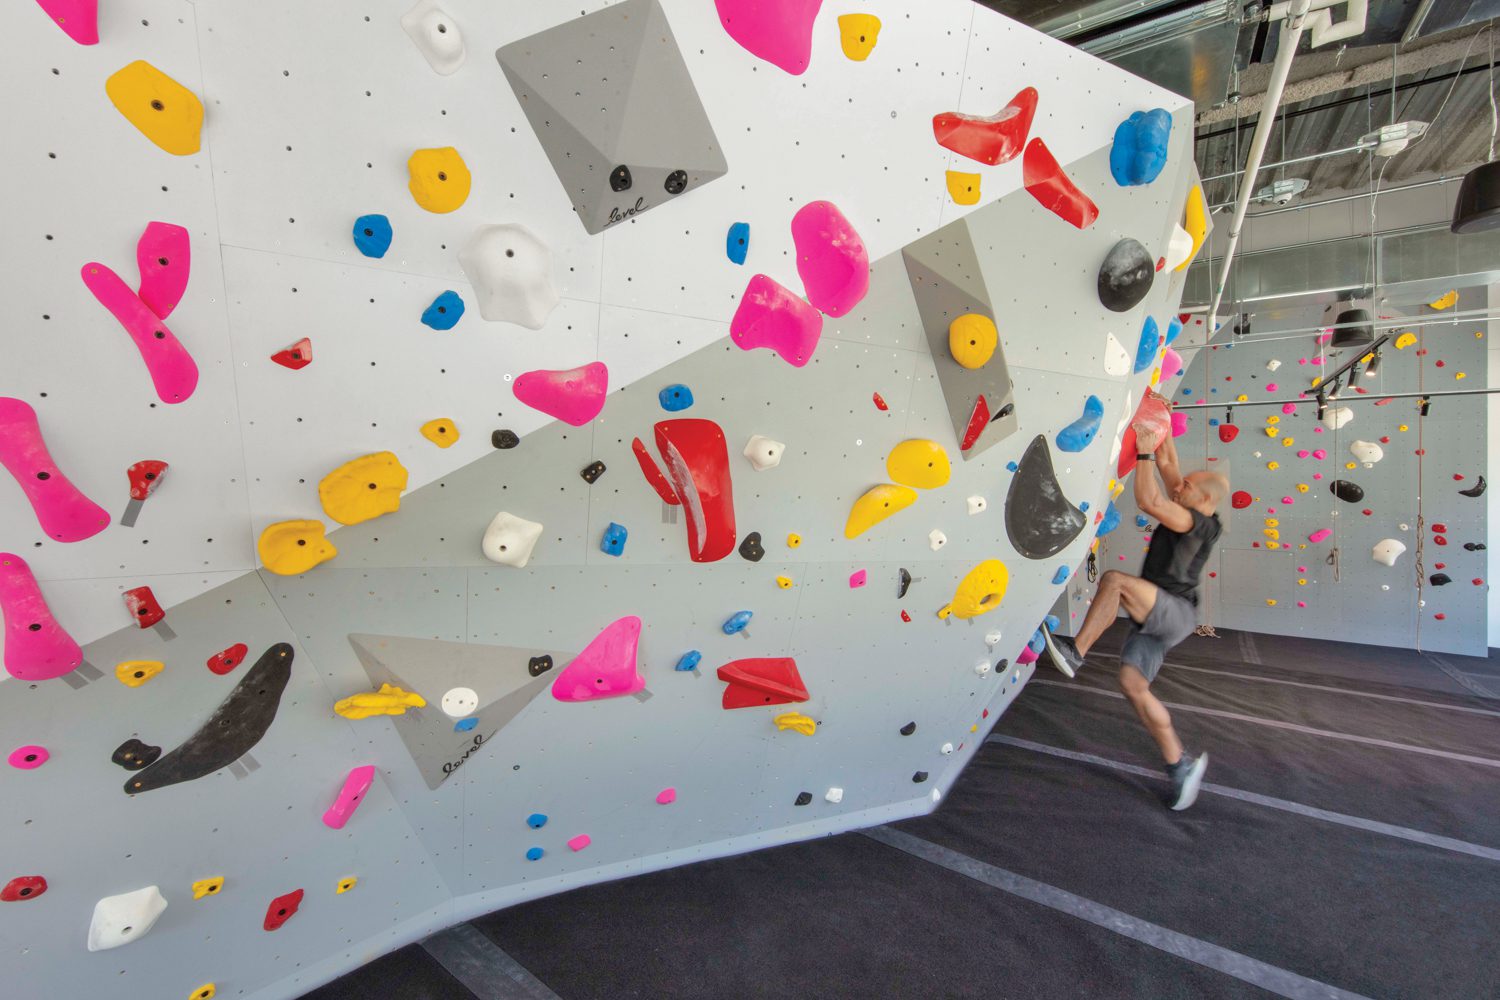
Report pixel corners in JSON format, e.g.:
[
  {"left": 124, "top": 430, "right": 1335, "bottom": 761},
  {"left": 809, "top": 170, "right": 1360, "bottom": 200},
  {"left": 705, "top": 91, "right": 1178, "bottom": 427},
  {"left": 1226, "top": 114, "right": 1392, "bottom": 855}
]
[
  {"left": 901, "top": 219, "right": 1019, "bottom": 461},
  {"left": 496, "top": 0, "right": 727, "bottom": 235},
  {"left": 348, "top": 634, "right": 571, "bottom": 789}
]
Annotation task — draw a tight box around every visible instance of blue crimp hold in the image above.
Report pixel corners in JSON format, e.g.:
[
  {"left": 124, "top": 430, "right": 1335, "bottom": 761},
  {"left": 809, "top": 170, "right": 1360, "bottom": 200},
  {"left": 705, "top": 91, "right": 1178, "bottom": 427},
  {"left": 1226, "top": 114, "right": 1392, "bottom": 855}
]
[
  {"left": 722, "top": 610, "right": 753, "bottom": 635},
  {"left": 453, "top": 717, "right": 478, "bottom": 732},
  {"left": 1056, "top": 395, "right": 1103, "bottom": 452},
  {"left": 527, "top": 813, "right": 548, "bottom": 829},
  {"left": 1135, "top": 514, "right": 1151, "bottom": 528},
  {"left": 352, "top": 214, "right": 392, "bottom": 258},
  {"left": 526, "top": 847, "right": 544, "bottom": 861},
  {"left": 1109, "top": 108, "right": 1172, "bottom": 186},
  {"left": 1080, "top": 501, "right": 1090, "bottom": 512},
  {"left": 1097, "top": 501, "right": 1121, "bottom": 537},
  {"left": 1006, "top": 461, "right": 1018, "bottom": 473},
  {"left": 1134, "top": 315, "right": 1160, "bottom": 374},
  {"left": 601, "top": 522, "right": 628, "bottom": 557},
  {"left": 726, "top": 222, "right": 750, "bottom": 265},
  {"left": 1051, "top": 566, "right": 1069, "bottom": 585},
  {"left": 421, "top": 290, "right": 465, "bottom": 330},
  {"left": 675, "top": 650, "right": 703, "bottom": 672},
  {"left": 659, "top": 384, "right": 694, "bottom": 411}
]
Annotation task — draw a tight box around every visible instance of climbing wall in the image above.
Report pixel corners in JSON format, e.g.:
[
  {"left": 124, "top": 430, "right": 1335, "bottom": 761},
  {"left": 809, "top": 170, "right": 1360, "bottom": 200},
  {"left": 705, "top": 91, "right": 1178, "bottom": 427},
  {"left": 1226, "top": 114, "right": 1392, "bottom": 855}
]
[
  {"left": 0, "top": 2, "right": 1195, "bottom": 997},
  {"left": 1098, "top": 287, "right": 1490, "bottom": 657}
]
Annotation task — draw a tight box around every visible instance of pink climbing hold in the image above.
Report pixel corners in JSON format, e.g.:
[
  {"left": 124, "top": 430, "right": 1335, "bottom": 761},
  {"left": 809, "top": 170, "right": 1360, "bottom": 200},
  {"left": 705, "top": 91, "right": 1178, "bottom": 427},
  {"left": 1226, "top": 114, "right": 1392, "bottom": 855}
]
[
  {"left": 1282, "top": 497, "right": 1294, "bottom": 504},
  {"left": 1016, "top": 645, "right": 1039, "bottom": 665},
  {"left": 1296, "top": 450, "right": 1309, "bottom": 459},
  {"left": 1281, "top": 403, "right": 1297, "bottom": 414},
  {"left": 1266, "top": 383, "right": 1278, "bottom": 392},
  {"left": 791, "top": 201, "right": 868, "bottom": 318},
  {"left": 1308, "top": 528, "right": 1332, "bottom": 543},
  {"left": 1023, "top": 138, "right": 1099, "bottom": 229},
  {"left": 714, "top": 0, "right": 823, "bottom": 75},
  {"left": 551, "top": 616, "right": 645, "bottom": 702},
  {"left": 134, "top": 222, "right": 191, "bottom": 320},
  {"left": 81, "top": 263, "right": 199, "bottom": 404},
  {"left": 1170, "top": 412, "right": 1188, "bottom": 437},
  {"left": 321, "top": 765, "right": 376, "bottom": 830},
  {"left": 1161, "top": 348, "right": 1183, "bottom": 379},
  {"left": 567, "top": 833, "right": 592, "bottom": 851},
  {"left": 8, "top": 745, "right": 49, "bottom": 769},
  {"left": 655, "top": 788, "right": 677, "bottom": 805},
  {"left": 34, "top": 0, "right": 97, "bottom": 45},
  {"left": 0, "top": 553, "right": 83, "bottom": 682},
  {"left": 849, "top": 569, "right": 867, "bottom": 588},
  {"left": 513, "top": 362, "right": 609, "bottom": 427},
  {"left": 0, "top": 398, "right": 110, "bottom": 543},
  {"left": 1312, "top": 449, "right": 1326, "bottom": 460},
  {"left": 730, "top": 274, "right": 824, "bottom": 367}
]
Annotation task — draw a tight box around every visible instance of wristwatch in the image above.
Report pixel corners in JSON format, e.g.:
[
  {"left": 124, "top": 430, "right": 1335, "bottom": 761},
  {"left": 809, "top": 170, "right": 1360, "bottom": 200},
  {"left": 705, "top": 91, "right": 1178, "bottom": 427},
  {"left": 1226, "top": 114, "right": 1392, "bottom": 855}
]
[{"left": 1137, "top": 453, "right": 1155, "bottom": 462}]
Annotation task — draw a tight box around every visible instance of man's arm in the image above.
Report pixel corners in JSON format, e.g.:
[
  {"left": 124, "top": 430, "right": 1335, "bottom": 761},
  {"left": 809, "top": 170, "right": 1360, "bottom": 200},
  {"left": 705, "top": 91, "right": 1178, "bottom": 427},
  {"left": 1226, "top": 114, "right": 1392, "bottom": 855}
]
[
  {"left": 1133, "top": 425, "right": 1193, "bottom": 532},
  {"left": 1148, "top": 390, "right": 1185, "bottom": 494}
]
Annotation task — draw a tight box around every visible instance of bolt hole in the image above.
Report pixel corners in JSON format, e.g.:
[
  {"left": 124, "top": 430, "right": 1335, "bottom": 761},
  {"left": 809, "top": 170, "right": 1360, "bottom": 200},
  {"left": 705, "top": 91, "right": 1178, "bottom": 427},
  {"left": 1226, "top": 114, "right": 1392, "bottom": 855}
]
[
  {"left": 149, "top": 100, "right": 163, "bottom": 111},
  {"left": 35, "top": 471, "right": 50, "bottom": 481}
]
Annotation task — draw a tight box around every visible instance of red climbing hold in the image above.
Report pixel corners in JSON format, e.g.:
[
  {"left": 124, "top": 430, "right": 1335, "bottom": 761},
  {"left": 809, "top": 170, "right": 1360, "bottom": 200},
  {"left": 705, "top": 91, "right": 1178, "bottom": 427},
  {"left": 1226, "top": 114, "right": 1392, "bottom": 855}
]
[
  {"left": 900, "top": 610, "right": 911, "bottom": 622},
  {"left": 717, "top": 657, "right": 809, "bottom": 709},
  {"left": 653, "top": 420, "right": 736, "bottom": 562},
  {"left": 630, "top": 437, "right": 680, "bottom": 506},
  {"left": 126, "top": 460, "right": 168, "bottom": 502},
  {"left": 1473, "top": 579, "right": 1484, "bottom": 586},
  {"left": 206, "top": 642, "right": 248, "bottom": 676},
  {"left": 263, "top": 889, "right": 303, "bottom": 931},
  {"left": 0, "top": 875, "right": 47, "bottom": 902},
  {"left": 931, "top": 86, "right": 1037, "bottom": 166},
  {"left": 122, "top": 586, "right": 164, "bottom": 629},
  {"left": 1453, "top": 474, "right": 1465, "bottom": 481},
  {"left": 1362, "top": 509, "right": 1372, "bottom": 516},
  {"left": 1231, "top": 490, "right": 1253, "bottom": 510},
  {"left": 1155, "top": 257, "right": 1166, "bottom": 272},
  {"left": 1434, "top": 613, "right": 1447, "bottom": 621},
  {"left": 960, "top": 394, "right": 990, "bottom": 451},
  {"left": 1218, "top": 424, "right": 1239, "bottom": 443},
  {"left": 1023, "top": 137, "right": 1099, "bottom": 229},
  {"left": 1435, "top": 562, "right": 1446, "bottom": 570},
  {"left": 872, "top": 392, "right": 888, "bottom": 411},
  {"left": 1434, "top": 536, "right": 1448, "bottom": 546},
  {"left": 271, "top": 337, "right": 312, "bottom": 370}
]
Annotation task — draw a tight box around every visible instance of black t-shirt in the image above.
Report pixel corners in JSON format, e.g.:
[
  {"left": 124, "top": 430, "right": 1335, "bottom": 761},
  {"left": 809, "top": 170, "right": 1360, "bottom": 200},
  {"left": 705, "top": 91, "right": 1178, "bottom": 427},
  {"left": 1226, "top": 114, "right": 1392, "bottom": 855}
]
[{"left": 1140, "top": 509, "right": 1222, "bottom": 605}]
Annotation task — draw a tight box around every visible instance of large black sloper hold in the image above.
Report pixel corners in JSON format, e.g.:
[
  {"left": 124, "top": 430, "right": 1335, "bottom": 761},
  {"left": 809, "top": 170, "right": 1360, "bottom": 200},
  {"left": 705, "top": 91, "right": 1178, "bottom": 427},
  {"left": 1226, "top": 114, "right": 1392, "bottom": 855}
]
[
  {"left": 1004, "top": 435, "right": 1086, "bottom": 559},
  {"left": 1097, "top": 238, "right": 1154, "bottom": 313}
]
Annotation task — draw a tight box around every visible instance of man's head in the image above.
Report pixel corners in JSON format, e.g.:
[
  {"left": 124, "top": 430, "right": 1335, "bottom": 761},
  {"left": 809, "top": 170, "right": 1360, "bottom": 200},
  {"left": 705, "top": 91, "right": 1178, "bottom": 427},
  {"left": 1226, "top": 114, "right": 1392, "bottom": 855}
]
[{"left": 1172, "top": 470, "right": 1227, "bottom": 515}]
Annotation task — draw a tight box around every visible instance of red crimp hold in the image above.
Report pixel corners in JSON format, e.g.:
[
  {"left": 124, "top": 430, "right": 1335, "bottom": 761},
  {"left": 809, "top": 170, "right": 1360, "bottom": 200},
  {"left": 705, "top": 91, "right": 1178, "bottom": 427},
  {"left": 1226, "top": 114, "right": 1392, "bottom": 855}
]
[
  {"left": 1, "top": 875, "right": 47, "bottom": 902},
  {"left": 717, "top": 657, "right": 809, "bottom": 709},
  {"left": 931, "top": 87, "right": 1037, "bottom": 166},
  {"left": 263, "top": 889, "right": 304, "bottom": 931},
  {"left": 1433, "top": 536, "right": 1448, "bottom": 546},
  {"left": 1432, "top": 523, "right": 1447, "bottom": 533},
  {"left": 654, "top": 420, "right": 736, "bottom": 563},
  {"left": 122, "top": 586, "right": 164, "bottom": 629},
  {"left": 126, "top": 460, "right": 168, "bottom": 502},
  {"left": 960, "top": 394, "right": 990, "bottom": 451},
  {"left": 872, "top": 392, "right": 888, "bottom": 411},
  {"left": 631, "top": 437, "right": 680, "bottom": 506},
  {"left": 900, "top": 610, "right": 911, "bottom": 622},
  {"left": 1155, "top": 257, "right": 1166, "bottom": 272},
  {"left": 1023, "top": 137, "right": 1099, "bottom": 229},
  {"left": 206, "top": 642, "right": 248, "bottom": 676},
  {"left": 271, "top": 338, "right": 313, "bottom": 370}
]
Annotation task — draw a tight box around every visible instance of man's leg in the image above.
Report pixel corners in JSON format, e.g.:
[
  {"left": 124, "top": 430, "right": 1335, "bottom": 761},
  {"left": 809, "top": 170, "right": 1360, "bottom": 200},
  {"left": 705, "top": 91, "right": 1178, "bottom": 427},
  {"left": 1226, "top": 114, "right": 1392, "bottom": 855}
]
[
  {"left": 1073, "top": 571, "right": 1160, "bottom": 656},
  {"left": 1118, "top": 664, "right": 1183, "bottom": 765}
]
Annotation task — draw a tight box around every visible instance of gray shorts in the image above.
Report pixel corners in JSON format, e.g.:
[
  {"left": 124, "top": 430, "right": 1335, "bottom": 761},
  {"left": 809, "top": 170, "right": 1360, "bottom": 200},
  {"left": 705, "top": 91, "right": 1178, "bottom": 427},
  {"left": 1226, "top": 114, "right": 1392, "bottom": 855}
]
[{"left": 1120, "top": 589, "right": 1197, "bottom": 683}]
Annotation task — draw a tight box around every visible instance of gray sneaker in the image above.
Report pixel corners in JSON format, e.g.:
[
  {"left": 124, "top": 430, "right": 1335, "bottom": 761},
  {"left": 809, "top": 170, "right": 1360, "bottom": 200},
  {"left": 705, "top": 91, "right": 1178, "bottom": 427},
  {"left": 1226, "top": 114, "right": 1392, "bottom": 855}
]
[
  {"left": 1168, "top": 753, "right": 1208, "bottom": 811},
  {"left": 1042, "top": 625, "right": 1085, "bottom": 679}
]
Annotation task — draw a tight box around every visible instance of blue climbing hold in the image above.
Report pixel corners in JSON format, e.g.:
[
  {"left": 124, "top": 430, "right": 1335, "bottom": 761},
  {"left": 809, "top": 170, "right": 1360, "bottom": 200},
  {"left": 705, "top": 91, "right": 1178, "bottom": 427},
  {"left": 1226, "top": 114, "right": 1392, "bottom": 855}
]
[
  {"left": 421, "top": 290, "right": 465, "bottom": 330},
  {"left": 1208, "top": 418, "right": 1220, "bottom": 426},
  {"left": 676, "top": 650, "right": 703, "bottom": 672},
  {"left": 1006, "top": 461, "right": 1018, "bottom": 473},
  {"left": 659, "top": 384, "right": 695, "bottom": 411},
  {"left": 1044, "top": 614, "right": 1060, "bottom": 632},
  {"left": 525, "top": 847, "right": 544, "bottom": 861},
  {"left": 1134, "top": 316, "right": 1160, "bottom": 374},
  {"left": 1080, "top": 501, "right": 1090, "bottom": 512},
  {"left": 722, "top": 610, "right": 753, "bottom": 635},
  {"left": 353, "top": 214, "right": 392, "bottom": 258},
  {"left": 1164, "top": 315, "right": 1184, "bottom": 347},
  {"left": 1109, "top": 109, "right": 1172, "bottom": 187},
  {"left": 453, "top": 717, "right": 478, "bottom": 732},
  {"left": 726, "top": 222, "right": 750, "bottom": 265},
  {"left": 1051, "top": 566, "right": 1069, "bottom": 585},
  {"left": 1097, "top": 501, "right": 1121, "bottom": 537},
  {"left": 601, "top": 522, "right": 628, "bottom": 557},
  {"left": 526, "top": 813, "right": 548, "bottom": 829},
  {"left": 1056, "top": 395, "right": 1103, "bottom": 452},
  {"left": 1028, "top": 629, "right": 1046, "bottom": 654},
  {"left": 1135, "top": 514, "right": 1150, "bottom": 528}
]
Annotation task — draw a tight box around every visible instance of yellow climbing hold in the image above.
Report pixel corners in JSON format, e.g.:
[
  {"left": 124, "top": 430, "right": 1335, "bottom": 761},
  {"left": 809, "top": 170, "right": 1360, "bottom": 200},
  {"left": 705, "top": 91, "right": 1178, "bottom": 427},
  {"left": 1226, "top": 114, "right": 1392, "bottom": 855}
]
[
  {"left": 887, "top": 439, "right": 952, "bottom": 489},
  {"left": 947, "top": 313, "right": 997, "bottom": 370},
  {"left": 105, "top": 61, "right": 204, "bottom": 156},
  {"left": 1262, "top": 529, "right": 1279, "bottom": 540},
  {"left": 1176, "top": 185, "right": 1207, "bottom": 272},
  {"left": 1267, "top": 461, "right": 1279, "bottom": 470},
  {"left": 1236, "top": 394, "right": 1248, "bottom": 403},
  {"left": 1266, "top": 598, "right": 1278, "bottom": 606},
  {"left": 1267, "top": 542, "right": 1281, "bottom": 550},
  {"left": 1267, "top": 416, "right": 1280, "bottom": 425},
  {"left": 1346, "top": 462, "right": 1357, "bottom": 470},
  {"left": 1282, "top": 437, "right": 1294, "bottom": 447},
  {"left": 773, "top": 711, "right": 816, "bottom": 735},
  {"left": 775, "top": 575, "right": 793, "bottom": 590},
  {"left": 837, "top": 13, "right": 881, "bottom": 60},
  {"left": 336, "top": 877, "right": 358, "bottom": 894},
  {"left": 1150, "top": 367, "right": 1161, "bottom": 387},
  {"left": 844, "top": 483, "right": 918, "bottom": 538},
  {"left": 191, "top": 877, "right": 224, "bottom": 900},
  {"left": 420, "top": 418, "right": 459, "bottom": 448},
  {"left": 937, "top": 559, "right": 1009, "bottom": 620},
  {"left": 116, "top": 660, "right": 163, "bottom": 688},
  {"left": 1265, "top": 427, "right": 1278, "bottom": 438},
  {"left": 1398, "top": 424, "right": 1409, "bottom": 432},
  {"left": 188, "top": 985, "right": 216, "bottom": 1000},
  {"left": 1264, "top": 518, "right": 1279, "bottom": 527},
  {"left": 334, "top": 683, "right": 427, "bottom": 720},
  {"left": 1456, "top": 371, "right": 1466, "bottom": 379},
  {"left": 1428, "top": 289, "right": 1458, "bottom": 310},
  {"left": 258, "top": 520, "right": 337, "bottom": 575},
  {"left": 1297, "top": 579, "right": 1307, "bottom": 586},
  {"left": 1394, "top": 332, "right": 1417, "bottom": 349},
  {"left": 946, "top": 170, "right": 981, "bottom": 206},
  {"left": 786, "top": 533, "right": 802, "bottom": 548},
  {"left": 407, "top": 146, "right": 472, "bottom": 214},
  {"left": 319, "top": 452, "right": 409, "bottom": 526}
]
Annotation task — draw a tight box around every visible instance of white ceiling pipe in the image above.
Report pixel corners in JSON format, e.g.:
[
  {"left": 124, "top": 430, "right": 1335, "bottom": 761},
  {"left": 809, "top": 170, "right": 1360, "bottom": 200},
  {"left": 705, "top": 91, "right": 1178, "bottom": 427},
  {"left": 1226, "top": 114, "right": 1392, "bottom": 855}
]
[{"left": 1266, "top": 0, "right": 1367, "bottom": 48}]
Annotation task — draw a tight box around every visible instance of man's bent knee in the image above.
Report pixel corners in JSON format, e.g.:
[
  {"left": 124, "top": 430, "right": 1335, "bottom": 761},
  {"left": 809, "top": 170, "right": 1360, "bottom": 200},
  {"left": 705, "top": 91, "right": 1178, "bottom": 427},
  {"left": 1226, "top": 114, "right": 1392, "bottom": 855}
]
[
  {"left": 1099, "top": 570, "right": 1129, "bottom": 589},
  {"left": 1118, "top": 664, "right": 1151, "bottom": 697}
]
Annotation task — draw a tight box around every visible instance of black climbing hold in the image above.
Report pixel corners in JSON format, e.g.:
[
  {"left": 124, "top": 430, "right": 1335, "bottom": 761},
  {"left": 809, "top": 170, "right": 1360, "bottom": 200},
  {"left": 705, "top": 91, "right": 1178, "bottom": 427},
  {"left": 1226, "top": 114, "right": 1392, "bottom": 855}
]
[
  {"left": 1465, "top": 542, "right": 1487, "bottom": 552},
  {"left": 528, "top": 655, "right": 553, "bottom": 677},
  {"left": 1097, "top": 238, "right": 1155, "bottom": 313},
  {"left": 899, "top": 721, "right": 916, "bottom": 736},
  {"left": 794, "top": 791, "right": 812, "bottom": 806},
  {"left": 664, "top": 169, "right": 688, "bottom": 195},
  {"left": 609, "top": 164, "right": 632, "bottom": 193},
  {"left": 580, "top": 460, "right": 606, "bottom": 484},
  {"left": 912, "top": 771, "right": 929, "bottom": 783},
  {"left": 1329, "top": 480, "right": 1365, "bottom": 504},
  {"left": 738, "top": 531, "right": 765, "bottom": 562},
  {"left": 897, "top": 568, "right": 912, "bottom": 599},
  {"left": 1459, "top": 475, "right": 1487, "bottom": 498},
  {"left": 996, "top": 659, "right": 1009, "bottom": 669},
  {"left": 1430, "top": 573, "right": 1452, "bottom": 586},
  {"left": 1004, "top": 435, "right": 1086, "bottom": 560},
  {"left": 111, "top": 738, "right": 161, "bottom": 771},
  {"left": 492, "top": 429, "right": 520, "bottom": 450},
  {"left": 124, "top": 643, "right": 294, "bottom": 795},
  {"left": 994, "top": 402, "right": 1015, "bottom": 421}
]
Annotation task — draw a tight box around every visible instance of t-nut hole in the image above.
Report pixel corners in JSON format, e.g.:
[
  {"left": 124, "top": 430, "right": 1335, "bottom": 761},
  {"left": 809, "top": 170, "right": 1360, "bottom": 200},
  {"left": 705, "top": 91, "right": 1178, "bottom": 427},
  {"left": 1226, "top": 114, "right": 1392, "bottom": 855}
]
[
  {"left": 149, "top": 100, "right": 164, "bottom": 111},
  {"left": 35, "top": 471, "right": 50, "bottom": 481},
  {"left": 505, "top": 249, "right": 515, "bottom": 258}
]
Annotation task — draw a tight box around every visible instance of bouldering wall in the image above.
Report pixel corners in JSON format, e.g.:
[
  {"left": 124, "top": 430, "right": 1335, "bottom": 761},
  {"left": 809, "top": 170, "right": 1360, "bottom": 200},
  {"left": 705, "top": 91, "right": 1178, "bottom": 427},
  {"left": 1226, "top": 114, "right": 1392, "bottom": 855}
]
[
  {"left": 0, "top": 2, "right": 1195, "bottom": 997},
  {"left": 1097, "top": 288, "right": 1490, "bottom": 657}
]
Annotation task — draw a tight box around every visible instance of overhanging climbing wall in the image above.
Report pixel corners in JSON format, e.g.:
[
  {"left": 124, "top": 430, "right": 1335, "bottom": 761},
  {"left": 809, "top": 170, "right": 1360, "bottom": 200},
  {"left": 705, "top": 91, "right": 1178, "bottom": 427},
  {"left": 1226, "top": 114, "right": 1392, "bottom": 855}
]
[{"left": 0, "top": 2, "right": 1194, "bottom": 997}]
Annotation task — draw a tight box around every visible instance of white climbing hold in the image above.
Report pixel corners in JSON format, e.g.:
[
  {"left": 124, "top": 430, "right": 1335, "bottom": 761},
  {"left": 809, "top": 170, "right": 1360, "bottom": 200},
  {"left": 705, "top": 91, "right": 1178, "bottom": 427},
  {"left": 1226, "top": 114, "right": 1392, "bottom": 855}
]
[
  {"left": 825, "top": 787, "right": 844, "bottom": 804},
  {"left": 440, "top": 687, "right": 478, "bottom": 718},
  {"left": 1266, "top": 358, "right": 1282, "bottom": 372},
  {"left": 400, "top": 0, "right": 466, "bottom": 76},
  {"left": 1372, "top": 538, "right": 1406, "bottom": 566},
  {"left": 459, "top": 224, "right": 559, "bottom": 329},
  {"left": 1322, "top": 406, "right": 1354, "bottom": 430},
  {"left": 87, "top": 886, "right": 168, "bottom": 952},
  {"left": 1102, "top": 331, "right": 1131, "bottom": 377},
  {"left": 1164, "top": 223, "right": 1194, "bottom": 272},
  {"left": 481, "top": 512, "right": 544, "bottom": 568},
  {"left": 974, "top": 660, "right": 991, "bottom": 677},
  {"left": 930, "top": 787, "right": 942, "bottom": 804},
  {"left": 742, "top": 435, "right": 784, "bottom": 471},
  {"left": 1349, "top": 440, "right": 1383, "bottom": 465},
  {"left": 984, "top": 629, "right": 1002, "bottom": 648},
  {"left": 929, "top": 529, "right": 947, "bottom": 551},
  {"left": 1399, "top": 523, "right": 1410, "bottom": 532},
  {"left": 941, "top": 742, "right": 954, "bottom": 755},
  {"left": 967, "top": 495, "right": 987, "bottom": 515}
]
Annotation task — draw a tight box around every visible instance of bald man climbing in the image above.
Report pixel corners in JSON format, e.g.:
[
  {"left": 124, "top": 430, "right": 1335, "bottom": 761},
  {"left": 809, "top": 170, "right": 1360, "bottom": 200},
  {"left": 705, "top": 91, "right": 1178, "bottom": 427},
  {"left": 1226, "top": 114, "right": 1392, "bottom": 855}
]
[{"left": 1042, "top": 389, "right": 1227, "bottom": 811}]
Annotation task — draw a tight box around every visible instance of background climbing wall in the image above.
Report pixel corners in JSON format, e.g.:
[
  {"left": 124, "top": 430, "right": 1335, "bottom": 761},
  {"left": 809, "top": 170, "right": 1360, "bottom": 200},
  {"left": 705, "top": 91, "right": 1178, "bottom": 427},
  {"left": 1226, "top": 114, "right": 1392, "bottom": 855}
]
[{"left": 0, "top": 2, "right": 1194, "bottom": 997}]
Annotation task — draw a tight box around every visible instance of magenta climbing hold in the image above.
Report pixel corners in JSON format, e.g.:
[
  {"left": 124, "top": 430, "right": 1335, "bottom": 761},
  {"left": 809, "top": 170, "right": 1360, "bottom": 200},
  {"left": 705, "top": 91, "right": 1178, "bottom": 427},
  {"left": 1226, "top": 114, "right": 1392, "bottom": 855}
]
[
  {"left": 1161, "top": 347, "right": 1183, "bottom": 379},
  {"left": 656, "top": 788, "right": 676, "bottom": 805},
  {"left": 730, "top": 274, "right": 823, "bottom": 367},
  {"left": 1, "top": 553, "right": 83, "bottom": 681},
  {"left": 714, "top": 0, "right": 823, "bottom": 75},
  {"left": 551, "top": 616, "right": 645, "bottom": 702},
  {"left": 791, "top": 201, "right": 868, "bottom": 318},
  {"left": 321, "top": 765, "right": 376, "bottom": 829},
  {"left": 0, "top": 398, "right": 110, "bottom": 542},
  {"left": 1308, "top": 528, "right": 1333, "bottom": 543},
  {"left": 134, "top": 222, "right": 191, "bottom": 319},
  {"left": 8, "top": 745, "right": 49, "bottom": 769},
  {"left": 81, "top": 263, "right": 199, "bottom": 403},
  {"left": 567, "top": 833, "right": 592, "bottom": 852},
  {"left": 1170, "top": 411, "right": 1188, "bottom": 437},
  {"left": 1016, "top": 645, "right": 1039, "bottom": 665},
  {"left": 513, "top": 362, "right": 608, "bottom": 427},
  {"left": 34, "top": 0, "right": 97, "bottom": 45},
  {"left": 849, "top": 569, "right": 867, "bottom": 588}
]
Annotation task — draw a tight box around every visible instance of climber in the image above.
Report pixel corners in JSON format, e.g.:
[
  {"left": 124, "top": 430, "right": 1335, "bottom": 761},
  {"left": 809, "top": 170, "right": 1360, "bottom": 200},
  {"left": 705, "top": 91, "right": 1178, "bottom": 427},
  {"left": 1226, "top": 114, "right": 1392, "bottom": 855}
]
[{"left": 1042, "top": 389, "right": 1226, "bottom": 811}]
